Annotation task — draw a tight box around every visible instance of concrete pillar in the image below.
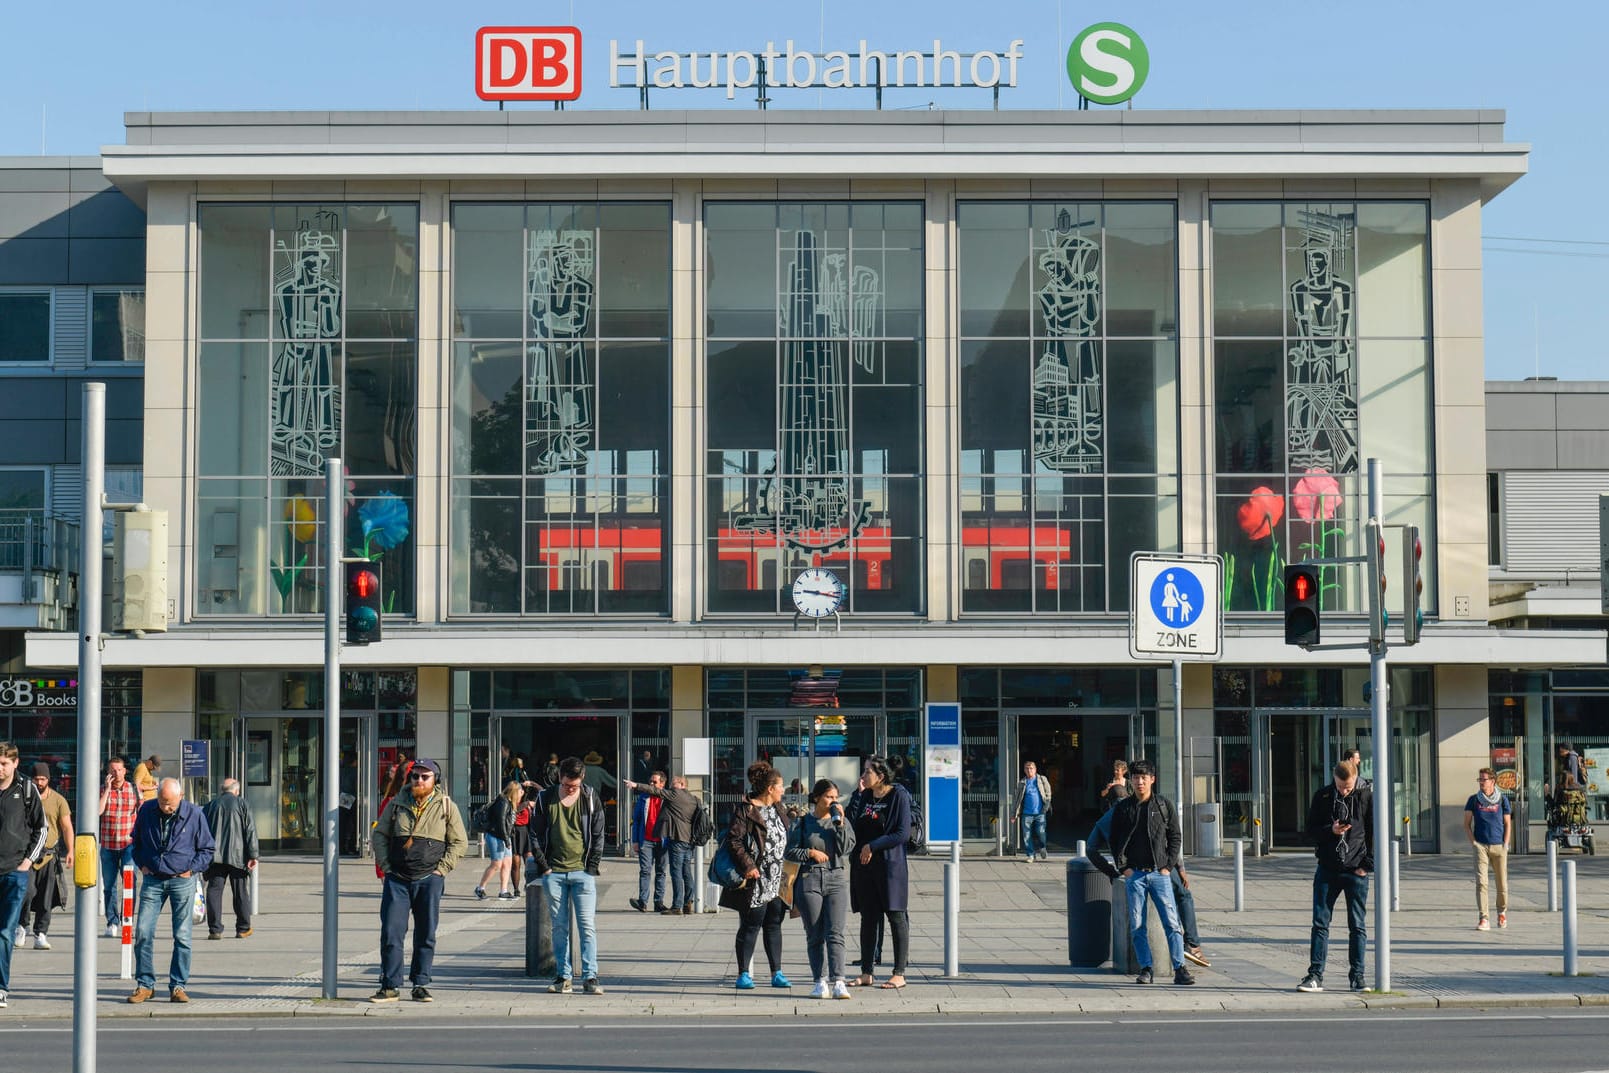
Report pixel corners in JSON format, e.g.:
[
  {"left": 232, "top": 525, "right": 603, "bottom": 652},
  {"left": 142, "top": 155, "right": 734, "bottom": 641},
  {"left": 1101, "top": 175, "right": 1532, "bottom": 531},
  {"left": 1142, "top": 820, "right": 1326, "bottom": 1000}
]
[{"left": 1434, "top": 664, "right": 1489, "bottom": 852}]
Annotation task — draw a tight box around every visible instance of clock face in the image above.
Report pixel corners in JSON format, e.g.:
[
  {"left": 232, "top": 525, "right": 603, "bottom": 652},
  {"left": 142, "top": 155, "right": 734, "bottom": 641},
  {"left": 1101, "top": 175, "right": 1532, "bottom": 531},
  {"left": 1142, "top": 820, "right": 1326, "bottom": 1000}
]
[{"left": 791, "top": 568, "right": 845, "bottom": 618}]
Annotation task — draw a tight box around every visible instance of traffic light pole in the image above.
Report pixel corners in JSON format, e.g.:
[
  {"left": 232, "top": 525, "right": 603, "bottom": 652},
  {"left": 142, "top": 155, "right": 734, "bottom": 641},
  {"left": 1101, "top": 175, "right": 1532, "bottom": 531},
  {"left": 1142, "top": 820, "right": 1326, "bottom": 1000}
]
[
  {"left": 1367, "top": 457, "right": 1392, "bottom": 993},
  {"left": 74, "top": 384, "right": 104, "bottom": 1073},
  {"left": 323, "top": 457, "right": 342, "bottom": 999}
]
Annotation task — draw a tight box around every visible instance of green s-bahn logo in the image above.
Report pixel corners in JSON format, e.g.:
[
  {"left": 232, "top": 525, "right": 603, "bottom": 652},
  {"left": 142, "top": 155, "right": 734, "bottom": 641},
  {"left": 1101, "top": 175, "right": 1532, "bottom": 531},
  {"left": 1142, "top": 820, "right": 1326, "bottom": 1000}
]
[{"left": 1066, "top": 22, "right": 1149, "bottom": 105}]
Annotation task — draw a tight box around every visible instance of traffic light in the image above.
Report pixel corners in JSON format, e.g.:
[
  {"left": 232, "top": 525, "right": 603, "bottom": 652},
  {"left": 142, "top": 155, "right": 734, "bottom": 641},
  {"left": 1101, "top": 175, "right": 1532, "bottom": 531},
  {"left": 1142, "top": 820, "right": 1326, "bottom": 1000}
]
[
  {"left": 1365, "top": 518, "right": 1388, "bottom": 646},
  {"left": 345, "top": 560, "right": 383, "bottom": 645},
  {"left": 1401, "top": 524, "right": 1424, "bottom": 645},
  {"left": 1283, "top": 564, "right": 1321, "bottom": 647}
]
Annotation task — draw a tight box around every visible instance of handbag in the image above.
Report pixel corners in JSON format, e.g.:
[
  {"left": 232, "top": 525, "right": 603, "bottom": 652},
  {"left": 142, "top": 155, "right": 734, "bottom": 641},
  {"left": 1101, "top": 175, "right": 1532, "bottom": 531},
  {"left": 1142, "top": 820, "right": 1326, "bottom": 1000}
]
[
  {"left": 779, "top": 860, "right": 800, "bottom": 907},
  {"left": 708, "top": 841, "right": 747, "bottom": 890}
]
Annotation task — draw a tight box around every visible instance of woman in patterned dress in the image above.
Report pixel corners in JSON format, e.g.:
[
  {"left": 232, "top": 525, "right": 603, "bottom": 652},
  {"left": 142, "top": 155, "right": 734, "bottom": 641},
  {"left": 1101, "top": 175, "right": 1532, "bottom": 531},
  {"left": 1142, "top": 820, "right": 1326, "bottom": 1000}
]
[{"left": 720, "top": 761, "right": 792, "bottom": 990}]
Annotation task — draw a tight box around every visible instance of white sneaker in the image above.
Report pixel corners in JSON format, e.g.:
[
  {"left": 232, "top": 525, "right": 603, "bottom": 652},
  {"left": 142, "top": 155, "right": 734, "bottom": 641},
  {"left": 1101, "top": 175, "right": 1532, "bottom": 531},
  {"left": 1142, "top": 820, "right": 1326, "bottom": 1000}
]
[
  {"left": 831, "top": 978, "right": 851, "bottom": 1000},
  {"left": 32, "top": 935, "right": 49, "bottom": 951},
  {"left": 104, "top": 924, "right": 118, "bottom": 939},
  {"left": 12, "top": 927, "right": 24, "bottom": 946},
  {"left": 809, "top": 979, "right": 829, "bottom": 1000},
  {"left": 0, "top": 989, "right": 8, "bottom": 1008}
]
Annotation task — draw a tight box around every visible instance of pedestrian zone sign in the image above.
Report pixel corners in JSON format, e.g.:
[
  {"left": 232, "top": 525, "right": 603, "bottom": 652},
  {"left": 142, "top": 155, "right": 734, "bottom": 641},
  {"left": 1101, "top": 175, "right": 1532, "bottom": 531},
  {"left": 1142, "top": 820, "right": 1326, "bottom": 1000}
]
[{"left": 1129, "top": 553, "right": 1223, "bottom": 662}]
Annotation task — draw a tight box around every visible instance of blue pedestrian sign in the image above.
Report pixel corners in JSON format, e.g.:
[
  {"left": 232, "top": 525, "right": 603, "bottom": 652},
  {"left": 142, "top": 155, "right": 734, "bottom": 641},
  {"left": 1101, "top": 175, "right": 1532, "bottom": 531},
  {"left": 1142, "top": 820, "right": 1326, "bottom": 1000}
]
[
  {"left": 1149, "top": 567, "right": 1205, "bottom": 630},
  {"left": 1129, "top": 553, "right": 1223, "bottom": 662}
]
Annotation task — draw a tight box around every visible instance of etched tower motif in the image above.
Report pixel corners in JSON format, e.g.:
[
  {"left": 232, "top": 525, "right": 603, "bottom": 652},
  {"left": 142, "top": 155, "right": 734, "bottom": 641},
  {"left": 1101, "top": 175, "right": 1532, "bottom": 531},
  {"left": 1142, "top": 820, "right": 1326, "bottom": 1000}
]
[
  {"left": 270, "top": 213, "right": 343, "bottom": 478},
  {"left": 1286, "top": 209, "right": 1358, "bottom": 473},
  {"left": 1032, "top": 210, "right": 1103, "bottom": 473},
  {"left": 735, "top": 230, "right": 881, "bottom": 552},
  {"left": 526, "top": 230, "right": 596, "bottom": 475}
]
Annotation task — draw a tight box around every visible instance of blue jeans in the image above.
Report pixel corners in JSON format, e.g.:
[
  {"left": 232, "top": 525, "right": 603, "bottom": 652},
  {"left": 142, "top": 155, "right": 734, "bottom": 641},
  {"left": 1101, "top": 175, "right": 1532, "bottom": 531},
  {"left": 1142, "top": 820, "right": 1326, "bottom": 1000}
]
[
  {"left": 134, "top": 874, "right": 196, "bottom": 992},
  {"left": 1021, "top": 813, "right": 1046, "bottom": 857},
  {"left": 668, "top": 841, "right": 695, "bottom": 909},
  {"left": 379, "top": 872, "right": 444, "bottom": 989},
  {"left": 637, "top": 840, "right": 669, "bottom": 906},
  {"left": 101, "top": 844, "right": 134, "bottom": 926},
  {"left": 0, "top": 870, "right": 30, "bottom": 992},
  {"left": 1308, "top": 866, "right": 1368, "bottom": 982},
  {"left": 1125, "top": 869, "right": 1185, "bottom": 972},
  {"left": 544, "top": 870, "right": 598, "bottom": 980},
  {"left": 1171, "top": 870, "right": 1200, "bottom": 948}
]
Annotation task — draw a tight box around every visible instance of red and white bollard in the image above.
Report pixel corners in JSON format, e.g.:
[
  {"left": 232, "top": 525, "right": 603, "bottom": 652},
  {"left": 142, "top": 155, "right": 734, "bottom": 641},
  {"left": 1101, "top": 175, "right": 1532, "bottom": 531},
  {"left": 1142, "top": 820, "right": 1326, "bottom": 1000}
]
[{"left": 119, "top": 864, "right": 135, "bottom": 980}]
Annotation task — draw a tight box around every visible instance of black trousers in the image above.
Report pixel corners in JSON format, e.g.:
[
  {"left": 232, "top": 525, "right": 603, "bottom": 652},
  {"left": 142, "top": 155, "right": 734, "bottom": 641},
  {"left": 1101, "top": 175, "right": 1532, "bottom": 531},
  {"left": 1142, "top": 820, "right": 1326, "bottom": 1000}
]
[
  {"left": 859, "top": 909, "right": 909, "bottom": 976},
  {"left": 735, "top": 896, "right": 787, "bottom": 976},
  {"left": 204, "top": 864, "right": 252, "bottom": 935}
]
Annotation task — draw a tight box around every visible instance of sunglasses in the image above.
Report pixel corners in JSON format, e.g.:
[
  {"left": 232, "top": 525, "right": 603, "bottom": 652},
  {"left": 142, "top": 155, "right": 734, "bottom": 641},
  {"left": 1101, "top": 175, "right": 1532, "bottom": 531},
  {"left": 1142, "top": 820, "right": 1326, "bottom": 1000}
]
[{"left": 409, "top": 771, "right": 435, "bottom": 781}]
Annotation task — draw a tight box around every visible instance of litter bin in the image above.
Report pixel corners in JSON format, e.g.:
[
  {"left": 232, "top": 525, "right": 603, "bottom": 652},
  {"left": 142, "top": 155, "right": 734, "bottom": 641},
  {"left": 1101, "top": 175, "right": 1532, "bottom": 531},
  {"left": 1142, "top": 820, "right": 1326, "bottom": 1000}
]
[
  {"left": 1194, "top": 803, "right": 1222, "bottom": 858},
  {"left": 1065, "top": 857, "right": 1112, "bottom": 968},
  {"left": 523, "top": 880, "right": 556, "bottom": 979}
]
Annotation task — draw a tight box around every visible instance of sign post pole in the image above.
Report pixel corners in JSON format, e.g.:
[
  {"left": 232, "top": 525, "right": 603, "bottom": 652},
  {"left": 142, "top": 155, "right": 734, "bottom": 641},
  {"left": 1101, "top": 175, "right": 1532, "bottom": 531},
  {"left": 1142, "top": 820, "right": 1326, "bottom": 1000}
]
[
  {"left": 74, "top": 383, "right": 105, "bottom": 1073},
  {"left": 323, "top": 457, "right": 342, "bottom": 999},
  {"left": 924, "top": 702, "right": 962, "bottom": 977}
]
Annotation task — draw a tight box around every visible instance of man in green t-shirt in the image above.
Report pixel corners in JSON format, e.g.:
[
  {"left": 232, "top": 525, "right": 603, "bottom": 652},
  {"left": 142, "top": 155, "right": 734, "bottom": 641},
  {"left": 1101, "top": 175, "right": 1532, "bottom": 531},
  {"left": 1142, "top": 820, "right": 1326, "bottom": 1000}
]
[{"left": 526, "top": 756, "right": 607, "bottom": 995}]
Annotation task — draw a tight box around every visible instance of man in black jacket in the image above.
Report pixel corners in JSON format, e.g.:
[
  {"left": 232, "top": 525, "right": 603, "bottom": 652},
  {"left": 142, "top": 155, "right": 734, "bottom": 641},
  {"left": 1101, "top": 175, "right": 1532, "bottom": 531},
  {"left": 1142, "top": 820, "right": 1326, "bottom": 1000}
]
[
  {"left": 1086, "top": 760, "right": 1194, "bottom": 986},
  {"left": 526, "top": 756, "right": 607, "bottom": 995},
  {"left": 201, "top": 778, "right": 259, "bottom": 939},
  {"left": 1298, "top": 760, "right": 1374, "bottom": 993},
  {"left": 624, "top": 772, "right": 702, "bottom": 915},
  {"left": 0, "top": 743, "right": 47, "bottom": 1008}
]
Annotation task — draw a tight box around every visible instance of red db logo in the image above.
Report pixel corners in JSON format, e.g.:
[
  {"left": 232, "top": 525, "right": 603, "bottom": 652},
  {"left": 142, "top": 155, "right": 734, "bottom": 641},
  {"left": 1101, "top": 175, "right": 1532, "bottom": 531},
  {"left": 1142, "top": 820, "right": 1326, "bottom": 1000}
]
[{"left": 476, "top": 26, "right": 582, "bottom": 101}]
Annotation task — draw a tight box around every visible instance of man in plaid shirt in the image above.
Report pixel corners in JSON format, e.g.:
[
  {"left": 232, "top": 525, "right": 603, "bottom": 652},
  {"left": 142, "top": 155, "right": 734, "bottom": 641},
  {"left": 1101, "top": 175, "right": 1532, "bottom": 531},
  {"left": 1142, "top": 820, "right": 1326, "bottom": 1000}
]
[{"left": 98, "top": 757, "right": 140, "bottom": 937}]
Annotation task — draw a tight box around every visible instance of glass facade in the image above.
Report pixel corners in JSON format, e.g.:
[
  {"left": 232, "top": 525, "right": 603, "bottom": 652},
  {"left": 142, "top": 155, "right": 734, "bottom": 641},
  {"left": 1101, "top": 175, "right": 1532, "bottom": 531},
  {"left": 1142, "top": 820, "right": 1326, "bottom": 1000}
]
[
  {"left": 705, "top": 202, "right": 925, "bottom": 614},
  {"left": 0, "top": 672, "right": 141, "bottom": 798},
  {"left": 450, "top": 203, "right": 672, "bottom": 615},
  {"left": 959, "top": 203, "right": 1180, "bottom": 612},
  {"left": 196, "top": 203, "right": 418, "bottom": 617},
  {"left": 1212, "top": 202, "right": 1434, "bottom": 615},
  {"left": 1490, "top": 670, "right": 1609, "bottom": 835}
]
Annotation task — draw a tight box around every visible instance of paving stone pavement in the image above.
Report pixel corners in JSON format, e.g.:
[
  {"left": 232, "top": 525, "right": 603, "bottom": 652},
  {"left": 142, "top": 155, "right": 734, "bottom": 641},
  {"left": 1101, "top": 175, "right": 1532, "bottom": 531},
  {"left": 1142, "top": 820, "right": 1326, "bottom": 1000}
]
[{"left": 6, "top": 849, "right": 1605, "bottom": 1018}]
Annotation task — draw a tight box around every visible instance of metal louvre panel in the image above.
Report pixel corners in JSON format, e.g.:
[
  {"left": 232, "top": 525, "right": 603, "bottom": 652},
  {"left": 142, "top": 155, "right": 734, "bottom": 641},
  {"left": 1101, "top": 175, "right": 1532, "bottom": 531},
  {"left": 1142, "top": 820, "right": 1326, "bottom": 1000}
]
[
  {"left": 50, "top": 467, "right": 83, "bottom": 519},
  {"left": 1502, "top": 471, "right": 1609, "bottom": 572},
  {"left": 52, "top": 286, "right": 88, "bottom": 370}
]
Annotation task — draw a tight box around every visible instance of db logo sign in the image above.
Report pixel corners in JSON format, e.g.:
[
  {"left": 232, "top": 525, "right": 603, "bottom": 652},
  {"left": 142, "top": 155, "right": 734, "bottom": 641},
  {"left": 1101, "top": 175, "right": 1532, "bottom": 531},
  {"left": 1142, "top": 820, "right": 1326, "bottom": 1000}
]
[{"left": 476, "top": 26, "right": 582, "bottom": 102}]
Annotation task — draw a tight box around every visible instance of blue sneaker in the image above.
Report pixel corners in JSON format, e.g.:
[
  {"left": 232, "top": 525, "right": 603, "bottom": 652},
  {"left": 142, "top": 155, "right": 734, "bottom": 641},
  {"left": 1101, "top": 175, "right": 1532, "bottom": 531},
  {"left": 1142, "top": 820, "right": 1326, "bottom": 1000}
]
[
  {"left": 735, "top": 971, "right": 755, "bottom": 990},
  {"left": 771, "top": 971, "right": 792, "bottom": 988}
]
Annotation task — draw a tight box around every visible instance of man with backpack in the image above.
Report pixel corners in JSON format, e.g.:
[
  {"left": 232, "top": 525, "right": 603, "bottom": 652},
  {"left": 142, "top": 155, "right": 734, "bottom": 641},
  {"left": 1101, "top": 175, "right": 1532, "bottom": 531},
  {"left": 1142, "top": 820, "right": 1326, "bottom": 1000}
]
[
  {"left": 527, "top": 756, "right": 607, "bottom": 994},
  {"left": 623, "top": 772, "right": 706, "bottom": 915}
]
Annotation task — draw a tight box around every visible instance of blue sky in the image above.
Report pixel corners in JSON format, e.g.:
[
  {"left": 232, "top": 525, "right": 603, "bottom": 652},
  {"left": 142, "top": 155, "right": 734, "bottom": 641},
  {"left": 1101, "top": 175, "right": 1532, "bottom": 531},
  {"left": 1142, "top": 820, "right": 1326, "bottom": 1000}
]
[{"left": 3, "top": 0, "right": 1603, "bottom": 381}]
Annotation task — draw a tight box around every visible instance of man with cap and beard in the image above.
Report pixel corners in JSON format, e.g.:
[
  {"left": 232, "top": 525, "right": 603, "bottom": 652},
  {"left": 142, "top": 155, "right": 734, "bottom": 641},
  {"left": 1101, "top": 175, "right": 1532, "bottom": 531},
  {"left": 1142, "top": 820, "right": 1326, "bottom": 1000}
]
[
  {"left": 369, "top": 758, "right": 467, "bottom": 1003},
  {"left": 19, "top": 764, "right": 72, "bottom": 950}
]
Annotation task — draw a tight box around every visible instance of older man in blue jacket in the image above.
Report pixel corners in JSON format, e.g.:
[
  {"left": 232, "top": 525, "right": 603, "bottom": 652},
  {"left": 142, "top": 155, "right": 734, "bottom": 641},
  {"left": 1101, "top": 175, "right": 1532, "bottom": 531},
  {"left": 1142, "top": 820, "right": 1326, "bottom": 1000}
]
[{"left": 128, "top": 778, "right": 215, "bottom": 1004}]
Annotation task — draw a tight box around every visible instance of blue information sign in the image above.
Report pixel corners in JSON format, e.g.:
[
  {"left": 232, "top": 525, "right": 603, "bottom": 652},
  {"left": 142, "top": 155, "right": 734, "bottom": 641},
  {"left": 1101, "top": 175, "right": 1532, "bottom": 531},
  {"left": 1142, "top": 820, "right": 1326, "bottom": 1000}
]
[
  {"left": 180, "top": 739, "right": 209, "bottom": 780},
  {"left": 923, "top": 702, "right": 962, "bottom": 845}
]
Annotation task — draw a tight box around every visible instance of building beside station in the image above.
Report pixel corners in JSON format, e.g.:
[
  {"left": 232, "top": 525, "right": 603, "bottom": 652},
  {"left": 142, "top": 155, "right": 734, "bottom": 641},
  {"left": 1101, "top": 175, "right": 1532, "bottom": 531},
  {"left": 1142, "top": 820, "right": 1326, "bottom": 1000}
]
[{"left": 6, "top": 105, "right": 1605, "bottom": 854}]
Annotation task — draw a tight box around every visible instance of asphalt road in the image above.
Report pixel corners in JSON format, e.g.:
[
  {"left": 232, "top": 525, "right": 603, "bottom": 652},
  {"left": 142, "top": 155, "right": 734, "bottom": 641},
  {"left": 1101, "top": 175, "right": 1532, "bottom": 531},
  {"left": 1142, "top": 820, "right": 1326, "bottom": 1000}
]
[{"left": 9, "top": 1009, "right": 1609, "bottom": 1073}]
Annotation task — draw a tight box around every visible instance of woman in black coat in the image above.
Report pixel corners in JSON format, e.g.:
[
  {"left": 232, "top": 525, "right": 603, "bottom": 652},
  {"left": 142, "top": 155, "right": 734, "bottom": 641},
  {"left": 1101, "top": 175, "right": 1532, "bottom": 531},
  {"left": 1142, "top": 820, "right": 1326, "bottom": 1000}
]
[
  {"left": 720, "top": 761, "right": 792, "bottom": 991},
  {"left": 848, "top": 755, "right": 912, "bottom": 989}
]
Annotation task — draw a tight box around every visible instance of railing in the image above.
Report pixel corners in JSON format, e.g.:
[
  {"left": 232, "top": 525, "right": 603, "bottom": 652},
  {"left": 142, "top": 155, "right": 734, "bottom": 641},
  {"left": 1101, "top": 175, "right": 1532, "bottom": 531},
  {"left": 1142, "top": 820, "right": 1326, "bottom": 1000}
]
[{"left": 0, "top": 509, "right": 80, "bottom": 576}]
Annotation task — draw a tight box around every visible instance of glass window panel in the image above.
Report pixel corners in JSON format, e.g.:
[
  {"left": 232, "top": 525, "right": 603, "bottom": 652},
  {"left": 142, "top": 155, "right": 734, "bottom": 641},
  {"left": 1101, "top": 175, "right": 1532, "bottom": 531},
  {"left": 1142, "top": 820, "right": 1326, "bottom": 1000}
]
[
  {"left": 451, "top": 341, "right": 523, "bottom": 476},
  {"left": 958, "top": 205, "right": 1030, "bottom": 337},
  {"left": 0, "top": 470, "right": 45, "bottom": 512},
  {"left": 706, "top": 207, "right": 778, "bottom": 338},
  {"left": 0, "top": 293, "right": 50, "bottom": 362},
  {"left": 344, "top": 341, "right": 415, "bottom": 477},
  {"left": 1106, "top": 339, "right": 1176, "bottom": 474},
  {"left": 1357, "top": 202, "right": 1428, "bottom": 338},
  {"left": 1214, "top": 339, "right": 1284, "bottom": 474},
  {"left": 1103, "top": 202, "right": 1176, "bottom": 337},
  {"left": 198, "top": 342, "right": 270, "bottom": 477},
  {"left": 597, "top": 343, "right": 669, "bottom": 452},
  {"left": 451, "top": 478, "right": 520, "bottom": 614},
  {"left": 1210, "top": 203, "right": 1282, "bottom": 337},
  {"left": 197, "top": 478, "right": 268, "bottom": 614},
  {"left": 1283, "top": 202, "right": 1356, "bottom": 339},
  {"left": 1359, "top": 339, "right": 1431, "bottom": 478},
  {"left": 345, "top": 205, "right": 418, "bottom": 330},
  {"left": 91, "top": 290, "right": 145, "bottom": 362},
  {"left": 453, "top": 206, "right": 525, "bottom": 338},
  {"left": 597, "top": 204, "right": 671, "bottom": 338},
  {"left": 960, "top": 340, "right": 1030, "bottom": 453},
  {"left": 199, "top": 205, "right": 271, "bottom": 340}
]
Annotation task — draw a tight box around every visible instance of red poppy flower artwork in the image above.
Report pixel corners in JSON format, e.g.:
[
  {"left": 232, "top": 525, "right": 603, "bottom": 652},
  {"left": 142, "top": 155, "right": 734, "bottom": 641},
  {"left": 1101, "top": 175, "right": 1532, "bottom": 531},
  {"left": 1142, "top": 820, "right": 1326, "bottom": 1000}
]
[
  {"left": 1237, "top": 486, "right": 1284, "bottom": 541},
  {"left": 1291, "top": 468, "right": 1342, "bottom": 522}
]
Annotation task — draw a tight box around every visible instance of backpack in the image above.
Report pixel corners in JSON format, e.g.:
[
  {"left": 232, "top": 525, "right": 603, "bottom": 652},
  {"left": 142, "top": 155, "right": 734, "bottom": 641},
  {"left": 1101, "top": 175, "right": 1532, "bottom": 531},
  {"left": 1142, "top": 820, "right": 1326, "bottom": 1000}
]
[
  {"left": 691, "top": 801, "right": 715, "bottom": 846},
  {"left": 471, "top": 801, "right": 491, "bottom": 831},
  {"left": 904, "top": 787, "right": 926, "bottom": 854}
]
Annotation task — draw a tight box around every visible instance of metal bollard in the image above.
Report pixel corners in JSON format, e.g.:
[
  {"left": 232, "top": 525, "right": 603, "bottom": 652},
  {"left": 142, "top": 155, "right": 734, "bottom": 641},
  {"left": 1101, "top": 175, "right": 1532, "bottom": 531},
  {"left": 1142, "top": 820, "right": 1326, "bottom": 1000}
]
[
  {"left": 1547, "top": 839, "right": 1558, "bottom": 912},
  {"left": 1075, "top": 839, "right": 1086, "bottom": 860},
  {"left": 1402, "top": 818, "right": 1412, "bottom": 856},
  {"left": 694, "top": 844, "right": 707, "bottom": 913},
  {"left": 1235, "top": 836, "right": 1248, "bottom": 913},
  {"left": 250, "top": 863, "right": 261, "bottom": 918},
  {"left": 995, "top": 817, "right": 1004, "bottom": 859},
  {"left": 943, "top": 841, "right": 961, "bottom": 978},
  {"left": 1390, "top": 840, "right": 1401, "bottom": 911},
  {"left": 1562, "top": 859, "right": 1579, "bottom": 977}
]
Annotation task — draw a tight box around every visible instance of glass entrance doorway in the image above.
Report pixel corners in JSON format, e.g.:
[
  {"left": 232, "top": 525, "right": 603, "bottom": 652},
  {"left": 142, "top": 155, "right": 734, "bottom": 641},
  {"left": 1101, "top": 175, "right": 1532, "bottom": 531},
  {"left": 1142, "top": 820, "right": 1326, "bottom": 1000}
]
[
  {"left": 746, "top": 711, "right": 884, "bottom": 812},
  {"left": 489, "top": 714, "right": 627, "bottom": 848},
  {"left": 1004, "top": 710, "right": 1146, "bottom": 852},
  {"left": 232, "top": 716, "right": 323, "bottom": 853},
  {"left": 1250, "top": 709, "right": 1372, "bottom": 852}
]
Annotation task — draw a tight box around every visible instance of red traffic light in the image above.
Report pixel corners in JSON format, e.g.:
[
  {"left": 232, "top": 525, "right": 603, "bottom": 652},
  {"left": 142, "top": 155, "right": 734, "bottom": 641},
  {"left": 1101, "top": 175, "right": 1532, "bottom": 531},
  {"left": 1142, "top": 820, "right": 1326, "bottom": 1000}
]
[
  {"left": 350, "top": 569, "right": 378, "bottom": 599},
  {"left": 1291, "top": 572, "right": 1312, "bottom": 602}
]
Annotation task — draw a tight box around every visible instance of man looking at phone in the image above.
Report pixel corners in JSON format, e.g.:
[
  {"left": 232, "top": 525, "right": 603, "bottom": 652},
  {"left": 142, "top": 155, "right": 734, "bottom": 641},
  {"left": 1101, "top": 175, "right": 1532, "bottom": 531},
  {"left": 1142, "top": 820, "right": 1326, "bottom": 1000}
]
[{"left": 1298, "top": 760, "right": 1374, "bottom": 994}]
